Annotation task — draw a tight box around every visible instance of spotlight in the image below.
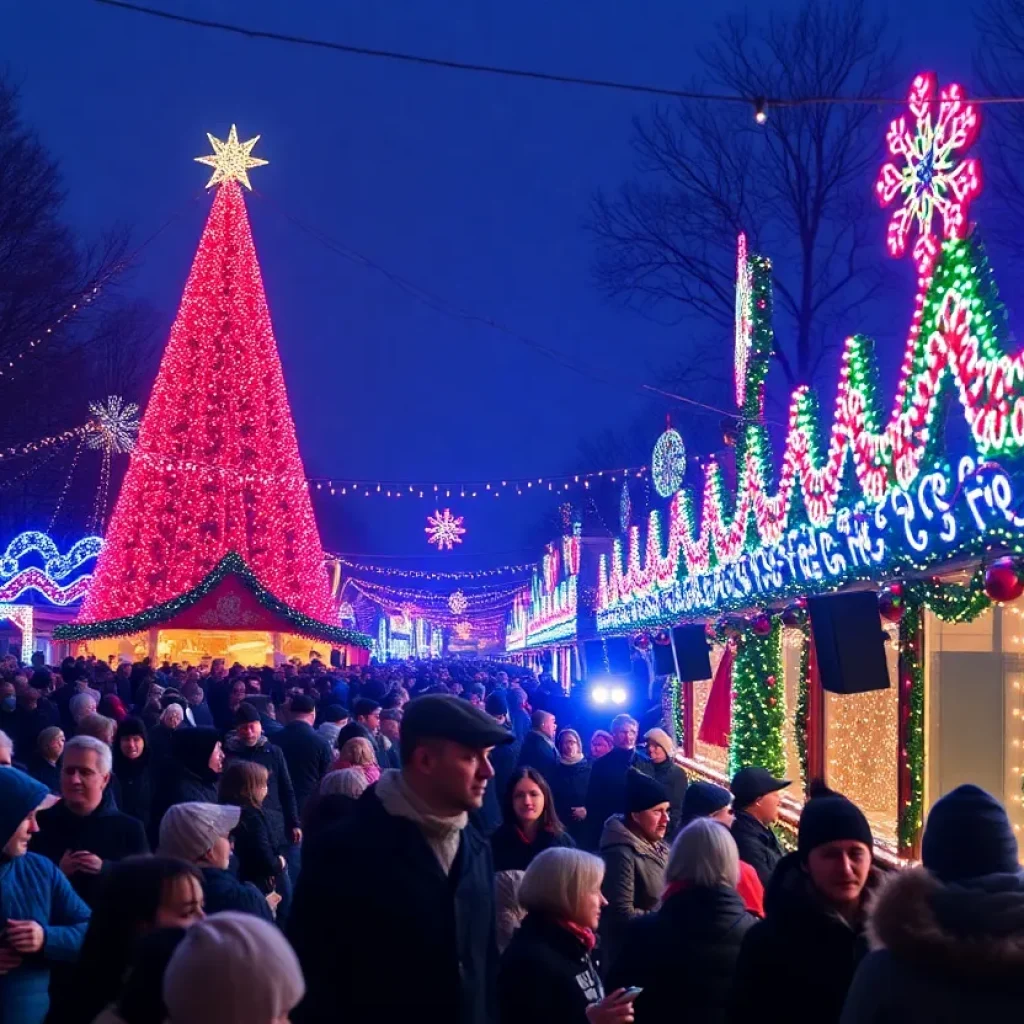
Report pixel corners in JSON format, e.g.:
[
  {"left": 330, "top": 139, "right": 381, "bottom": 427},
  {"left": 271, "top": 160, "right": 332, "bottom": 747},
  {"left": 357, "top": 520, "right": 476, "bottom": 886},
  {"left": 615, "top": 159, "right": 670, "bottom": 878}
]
[
  {"left": 754, "top": 97, "right": 768, "bottom": 125},
  {"left": 610, "top": 686, "right": 628, "bottom": 706},
  {"left": 591, "top": 685, "right": 610, "bottom": 705}
]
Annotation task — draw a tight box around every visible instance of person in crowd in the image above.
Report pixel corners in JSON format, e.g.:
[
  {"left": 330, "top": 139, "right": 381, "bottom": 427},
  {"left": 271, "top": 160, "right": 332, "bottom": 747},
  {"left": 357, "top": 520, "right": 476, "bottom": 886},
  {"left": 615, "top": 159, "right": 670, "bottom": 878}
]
[
  {"left": 301, "top": 767, "right": 368, "bottom": 839},
  {"left": 244, "top": 694, "right": 284, "bottom": 739},
  {"left": 112, "top": 717, "right": 153, "bottom": 832},
  {"left": 335, "top": 697, "right": 383, "bottom": 759},
  {"left": 212, "top": 678, "right": 249, "bottom": 733},
  {"left": 150, "top": 727, "right": 224, "bottom": 842},
  {"left": 68, "top": 692, "right": 98, "bottom": 736},
  {"left": 378, "top": 708, "right": 403, "bottom": 769},
  {"left": 48, "top": 855, "right": 205, "bottom": 1024},
  {"left": 730, "top": 765, "right": 790, "bottom": 886},
  {"left": 680, "top": 780, "right": 764, "bottom": 915},
  {"left": 148, "top": 704, "right": 184, "bottom": 765},
  {"left": 218, "top": 760, "right": 283, "bottom": 899},
  {"left": 97, "top": 692, "right": 128, "bottom": 724},
  {"left": 840, "top": 784, "right": 1024, "bottom": 1023},
  {"left": 0, "top": 767, "right": 90, "bottom": 1024},
  {"left": 162, "top": 912, "right": 305, "bottom": 1024},
  {"left": 27, "top": 725, "right": 64, "bottom": 793},
  {"left": 31, "top": 736, "right": 149, "bottom": 907},
  {"left": 224, "top": 703, "right": 301, "bottom": 876},
  {"left": 289, "top": 694, "right": 514, "bottom": 1024},
  {"left": 506, "top": 687, "right": 531, "bottom": 744},
  {"left": 498, "top": 846, "right": 639, "bottom": 1024},
  {"left": 492, "top": 767, "right": 576, "bottom": 950},
  {"left": 158, "top": 802, "right": 275, "bottom": 922},
  {"left": 0, "top": 678, "right": 17, "bottom": 736},
  {"left": 584, "top": 714, "right": 640, "bottom": 850},
  {"left": 316, "top": 704, "right": 349, "bottom": 748},
  {"left": 518, "top": 709, "right": 559, "bottom": 785},
  {"left": 733, "top": 781, "right": 878, "bottom": 1024},
  {"left": 553, "top": 728, "right": 591, "bottom": 847},
  {"left": 636, "top": 728, "right": 687, "bottom": 841},
  {"left": 607, "top": 818, "right": 756, "bottom": 1022},
  {"left": 14, "top": 685, "right": 61, "bottom": 762},
  {"left": 599, "top": 769, "right": 671, "bottom": 966},
  {"left": 182, "top": 680, "right": 215, "bottom": 728},
  {"left": 0, "top": 726, "right": 20, "bottom": 768},
  {"left": 93, "top": 927, "right": 187, "bottom": 1024},
  {"left": 76, "top": 713, "right": 117, "bottom": 748},
  {"left": 474, "top": 690, "right": 520, "bottom": 838},
  {"left": 332, "top": 735, "right": 381, "bottom": 784},
  {"left": 272, "top": 694, "right": 332, "bottom": 816}
]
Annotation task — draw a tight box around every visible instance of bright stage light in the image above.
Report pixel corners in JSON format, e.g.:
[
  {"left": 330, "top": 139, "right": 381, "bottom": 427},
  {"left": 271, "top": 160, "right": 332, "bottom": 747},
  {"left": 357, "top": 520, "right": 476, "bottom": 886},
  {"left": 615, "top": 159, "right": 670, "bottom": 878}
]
[
  {"left": 591, "top": 685, "right": 610, "bottom": 705},
  {"left": 610, "top": 686, "right": 628, "bottom": 706}
]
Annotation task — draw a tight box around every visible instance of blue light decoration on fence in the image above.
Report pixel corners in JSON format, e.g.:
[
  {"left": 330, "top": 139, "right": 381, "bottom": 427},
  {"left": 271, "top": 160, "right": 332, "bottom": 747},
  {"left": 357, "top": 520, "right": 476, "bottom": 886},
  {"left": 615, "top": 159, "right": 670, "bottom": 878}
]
[{"left": 0, "top": 531, "right": 104, "bottom": 605}]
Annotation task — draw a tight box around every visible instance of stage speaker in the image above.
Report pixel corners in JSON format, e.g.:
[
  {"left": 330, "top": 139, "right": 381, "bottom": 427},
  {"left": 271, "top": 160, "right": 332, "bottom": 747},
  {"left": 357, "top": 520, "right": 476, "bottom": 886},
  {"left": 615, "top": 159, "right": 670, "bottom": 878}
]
[
  {"left": 808, "top": 591, "right": 890, "bottom": 695},
  {"left": 652, "top": 638, "right": 676, "bottom": 676},
  {"left": 583, "top": 639, "right": 607, "bottom": 676},
  {"left": 605, "top": 637, "right": 632, "bottom": 676},
  {"left": 672, "top": 625, "right": 713, "bottom": 681},
  {"left": 330, "top": 649, "right": 342, "bottom": 668}
]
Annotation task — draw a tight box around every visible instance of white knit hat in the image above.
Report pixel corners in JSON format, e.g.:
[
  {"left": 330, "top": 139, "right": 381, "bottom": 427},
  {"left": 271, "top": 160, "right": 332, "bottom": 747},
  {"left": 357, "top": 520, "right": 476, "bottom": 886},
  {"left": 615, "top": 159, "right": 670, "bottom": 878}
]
[
  {"left": 163, "top": 912, "right": 305, "bottom": 1024},
  {"left": 644, "top": 727, "right": 676, "bottom": 758},
  {"left": 158, "top": 802, "right": 240, "bottom": 862}
]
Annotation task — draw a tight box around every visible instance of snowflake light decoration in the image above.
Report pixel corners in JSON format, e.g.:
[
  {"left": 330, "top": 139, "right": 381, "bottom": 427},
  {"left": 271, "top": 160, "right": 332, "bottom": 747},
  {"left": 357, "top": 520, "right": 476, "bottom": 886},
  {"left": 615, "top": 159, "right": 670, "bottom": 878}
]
[
  {"left": 651, "top": 427, "right": 686, "bottom": 498},
  {"left": 734, "top": 233, "right": 754, "bottom": 409},
  {"left": 619, "top": 480, "right": 631, "bottom": 533},
  {"left": 454, "top": 620, "right": 472, "bottom": 641},
  {"left": 875, "top": 72, "right": 982, "bottom": 272},
  {"left": 426, "top": 508, "right": 466, "bottom": 551},
  {"left": 87, "top": 395, "right": 140, "bottom": 455},
  {"left": 448, "top": 589, "right": 468, "bottom": 615}
]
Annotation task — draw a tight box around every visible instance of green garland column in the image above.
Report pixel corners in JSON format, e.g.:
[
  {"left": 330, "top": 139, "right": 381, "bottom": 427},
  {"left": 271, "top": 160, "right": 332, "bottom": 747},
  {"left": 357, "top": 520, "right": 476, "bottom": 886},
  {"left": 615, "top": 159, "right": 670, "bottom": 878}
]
[
  {"left": 898, "top": 600, "right": 926, "bottom": 856},
  {"left": 729, "top": 620, "right": 786, "bottom": 777}
]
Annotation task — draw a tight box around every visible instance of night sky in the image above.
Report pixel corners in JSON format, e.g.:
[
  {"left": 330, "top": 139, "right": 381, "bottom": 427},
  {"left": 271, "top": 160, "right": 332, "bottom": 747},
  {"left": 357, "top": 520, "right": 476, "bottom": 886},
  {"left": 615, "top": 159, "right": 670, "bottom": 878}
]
[{"left": 3, "top": 1, "right": 980, "bottom": 568}]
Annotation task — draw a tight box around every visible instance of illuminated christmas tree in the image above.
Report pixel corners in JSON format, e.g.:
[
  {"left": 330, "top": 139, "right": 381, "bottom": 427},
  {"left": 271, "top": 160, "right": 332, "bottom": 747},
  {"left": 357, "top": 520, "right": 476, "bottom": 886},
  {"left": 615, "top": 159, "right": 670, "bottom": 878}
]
[{"left": 71, "top": 127, "right": 347, "bottom": 643}]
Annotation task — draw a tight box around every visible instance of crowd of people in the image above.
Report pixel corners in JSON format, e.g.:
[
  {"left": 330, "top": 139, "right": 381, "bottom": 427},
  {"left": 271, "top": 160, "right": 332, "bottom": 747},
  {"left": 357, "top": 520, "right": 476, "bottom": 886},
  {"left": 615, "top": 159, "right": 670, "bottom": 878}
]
[{"left": 0, "top": 651, "right": 1022, "bottom": 1023}]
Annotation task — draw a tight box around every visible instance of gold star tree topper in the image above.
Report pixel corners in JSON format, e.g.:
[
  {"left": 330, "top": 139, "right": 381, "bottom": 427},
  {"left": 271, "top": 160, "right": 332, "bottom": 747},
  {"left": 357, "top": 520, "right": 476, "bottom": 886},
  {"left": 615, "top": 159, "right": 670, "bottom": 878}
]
[{"left": 195, "top": 125, "right": 268, "bottom": 190}]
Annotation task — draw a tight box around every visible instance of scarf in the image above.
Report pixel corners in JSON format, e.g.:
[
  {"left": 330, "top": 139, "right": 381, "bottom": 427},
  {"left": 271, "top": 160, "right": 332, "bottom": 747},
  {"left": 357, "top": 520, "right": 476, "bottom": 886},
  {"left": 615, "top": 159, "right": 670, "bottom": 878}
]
[
  {"left": 556, "top": 918, "right": 597, "bottom": 952},
  {"left": 559, "top": 752, "right": 584, "bottom": 765},
  {"left": 376, "top": 770, "right": 466, "bottom": 875}
]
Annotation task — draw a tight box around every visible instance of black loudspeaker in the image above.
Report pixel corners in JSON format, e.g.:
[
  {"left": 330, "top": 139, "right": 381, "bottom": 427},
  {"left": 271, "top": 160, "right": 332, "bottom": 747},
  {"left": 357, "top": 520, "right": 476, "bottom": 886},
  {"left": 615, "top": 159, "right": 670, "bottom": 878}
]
[
  {"left": 652, "top": 638, "right": 676, "bottom": 676},
  {"left": 672, "top": 625, "right": 713, "bottom": 681},
  {"left": 807, "top": 591, "right": 890, "bottom": 695},
  {"left": 583, "top": 640, "right": 607, "bottom": 676},
  {"left": 330, "top": 649, "right": 342, "bottom": 668},
  {"left": 605, "top": 637, "right": 632, "bottom": 676}
]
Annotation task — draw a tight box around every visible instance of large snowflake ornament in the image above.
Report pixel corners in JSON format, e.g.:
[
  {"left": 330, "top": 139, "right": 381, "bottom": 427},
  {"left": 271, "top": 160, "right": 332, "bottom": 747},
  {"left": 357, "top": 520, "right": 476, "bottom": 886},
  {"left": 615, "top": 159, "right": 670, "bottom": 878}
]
[
  {"left": 426, "top": 508, "right": 466, "bottom": 551},
  {"left": 87, "top": 395, "right": 140, "bottom": 455},
  {"left": 448, "top": 589, "right": 468, "bottom": 615},
  {"left": 875, "top": 72, "right": 982, "bottom": 272},
  {"left": 651, "top": 427, "right": 686, "bottom": 498},
  {"left": 454, "top": 620, "right": 472, "bottom": 641}
]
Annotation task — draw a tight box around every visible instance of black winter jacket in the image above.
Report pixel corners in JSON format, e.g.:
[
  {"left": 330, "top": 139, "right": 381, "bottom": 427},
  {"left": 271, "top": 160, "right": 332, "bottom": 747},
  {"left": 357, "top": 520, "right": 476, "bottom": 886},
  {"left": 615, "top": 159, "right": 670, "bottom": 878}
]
[
  {"left": 732, "top": 852, "right": 879, "bottom": 1024},
  {"left": 112, "top": 748, "right": 153, "bottom": 833},
  {"left": 731, "top": 809, "right": 786, "bottom": 887},
  {"left": 552, "top": 758, "right": 591, "bottom": 847},
  {"left": 583, "top": 747, "right": 638, "bottom": 849},
  {"left": 473, "top": 729, "right": 520, "bottom": 837},
  {"left": 289, "top": 786, "right": 499, "bottom": 1024},
  {"left": 229, "top": 805, "right": 281, "bottom": 894},
  {"left": 30, "top": 790, "right": 149, "bottom": 907},
  {"left": 840, "top": 867, "right": 1024, "bottom": 1024},
  {"left": 149, "top": 727, "right": 223, "bottom": 844},
  {"left": 517, "top": 731, "right": 558, "bottom": 786},
  {"left": 491, "top": 822, "right": 575, "bottom": 872},
  {"left": 607, "top": 884, "right": 755, "bottom": 1023},
  {"left": 498, "top": 913, "right": 604, "bottom": 1024},
  {"left": 200, "top": 866, "right": 274, "bottom": 922},
  {"left": 224, "top": 734, "right": 299, "bottom": 850},
  {"left": 271, "top": 721, "right": 332, "bottom": 815},
  {"left": 635, "top": 757, "right": 687, "bottom": 841}
]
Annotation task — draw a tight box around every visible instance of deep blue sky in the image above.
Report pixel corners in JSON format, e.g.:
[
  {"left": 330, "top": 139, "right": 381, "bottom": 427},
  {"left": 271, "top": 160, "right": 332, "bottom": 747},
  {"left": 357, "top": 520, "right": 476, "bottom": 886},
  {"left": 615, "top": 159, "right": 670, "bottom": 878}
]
[{"left": 3, "top": 0, "right": 977, "bottom": 566}]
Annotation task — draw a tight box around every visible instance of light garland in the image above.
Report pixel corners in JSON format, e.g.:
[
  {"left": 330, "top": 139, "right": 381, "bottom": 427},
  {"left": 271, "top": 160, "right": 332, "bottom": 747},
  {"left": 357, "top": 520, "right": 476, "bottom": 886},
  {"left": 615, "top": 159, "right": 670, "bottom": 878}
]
[
  {"left": 505, "top": 529, "right": 581, "bottom": 652},
  {"left": 448, "top": 589, "right": 468, "bottom": 615},
  {"left": 729, "top": 620, "right": 786, "bottom": 777},
  {"left": 0, "top": 605, "right": 34, "bottom": 664},
  {"left": 898, "top": 600, "right": 925, "bottom": 851},
  {"left": 425, "top": 509, "right": 466, "bottom": 551},
  {"left": 330, "top": 557, "right": 536, "bottom": 579},
  {"left": 0, "top": 424, "right": 94, "bottom": 463}
]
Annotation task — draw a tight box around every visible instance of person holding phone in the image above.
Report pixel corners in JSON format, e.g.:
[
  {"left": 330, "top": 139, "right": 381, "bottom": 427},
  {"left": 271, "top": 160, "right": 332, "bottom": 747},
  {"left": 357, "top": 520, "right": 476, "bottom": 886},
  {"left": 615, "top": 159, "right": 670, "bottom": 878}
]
[{"left": 499, "top": 846, "right": 639, "bottom": 1024}]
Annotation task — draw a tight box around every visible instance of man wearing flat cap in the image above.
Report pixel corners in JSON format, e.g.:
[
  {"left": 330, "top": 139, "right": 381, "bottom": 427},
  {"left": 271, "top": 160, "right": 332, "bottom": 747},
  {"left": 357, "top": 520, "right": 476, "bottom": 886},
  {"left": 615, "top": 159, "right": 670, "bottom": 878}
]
[
  {"left": 290, "top": 694, "right": 515, "bottom": 1024},
  {"left": 730, "top": 766, "right": 790, "bottom": 886}
]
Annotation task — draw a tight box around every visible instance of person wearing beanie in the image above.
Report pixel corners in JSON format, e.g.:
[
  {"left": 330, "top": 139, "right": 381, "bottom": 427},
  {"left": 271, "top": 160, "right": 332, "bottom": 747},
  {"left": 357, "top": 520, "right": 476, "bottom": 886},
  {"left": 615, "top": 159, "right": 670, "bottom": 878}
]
[
  {"left": 0, "top": 767, "right": 90, "bottom": 1024},
  {"left": 636, "top": 727, "right": 688, "bottom": 841},
  {"left": 841, "top": 785, "right": 1024, "bottom": 1024},
  {"left": 733, "top": 781, "right": 879, "bottom": 1024},
  {"left": 150, "top": 727, "right": 225, "bottom": 846},
  {"left": 164, "top": 912, "right": 305, "bottom": 1024},
  {"left": 112, "top": 717, "right": 153, "bottom": 832},
  {"left": 730, "top": 765, "right": 790, "bottom": 886},
  {"left": 272, "top": 693, "right": 333, "bottom": 818},
  {"left": 597, "top": 768, "right": 671, "bottom": 966},
  {"left": 472, "top": 689, "right": 520, "bottom": 839}
]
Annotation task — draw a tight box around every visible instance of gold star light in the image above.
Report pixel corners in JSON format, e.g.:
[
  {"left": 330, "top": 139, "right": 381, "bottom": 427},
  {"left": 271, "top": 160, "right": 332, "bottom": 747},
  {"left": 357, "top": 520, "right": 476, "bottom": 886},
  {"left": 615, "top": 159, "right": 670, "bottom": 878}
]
[{"left": 195, "top": 125, "right": 268, "bottom": 190}]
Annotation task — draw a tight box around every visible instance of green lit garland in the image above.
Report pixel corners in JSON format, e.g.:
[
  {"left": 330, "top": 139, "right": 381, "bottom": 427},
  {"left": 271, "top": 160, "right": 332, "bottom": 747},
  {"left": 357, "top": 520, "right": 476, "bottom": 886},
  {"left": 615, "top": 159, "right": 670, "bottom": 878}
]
[
  {"left": 898, "top": 600, "right": 925, "bottom": 851},
  {"left": 54, "top": 551, "right": 373, "bottom": 648},
  {"left": 911, "top": 569, "right": 992, "bottom": 624},
  {"left": 665, "top": 675, "right": 684, "bottom": 746},
  {"left": 729, "top": 620, "right": 786, "bottom": 777},
  {"left": 794, "top": 630, "right": 810, "bottom": 788}
]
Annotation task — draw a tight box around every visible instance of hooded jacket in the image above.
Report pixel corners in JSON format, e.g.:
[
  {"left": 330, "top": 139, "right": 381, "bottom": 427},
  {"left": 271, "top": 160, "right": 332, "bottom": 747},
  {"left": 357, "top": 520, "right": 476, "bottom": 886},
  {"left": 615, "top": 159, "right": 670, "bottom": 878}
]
[
  {"left": 0, "top": 769, "right": 91, "bottom": 1024},
  {"left": 598, "top": 814, "right": 669, "bottom": 967},
  {"left": 552, "top": 756, "right": 591, "bottom": 847},
  {"left": 732, "top": 852, "right": 880, "bottom": 1024},
  {"left": 225, "top": 732, "right": 300, "bottom": 850},
  {"left": 111, "top": 721, "right": 153, "bottom": 831},
  {"left": 839, "top": 867, "right": 1024, "bottom": 1024},
  {"left": 583, "top": 746, "right": 639, "bottom": 850},
  {"left": 150, "top": 727, "right": 222, "bottom": 843}
]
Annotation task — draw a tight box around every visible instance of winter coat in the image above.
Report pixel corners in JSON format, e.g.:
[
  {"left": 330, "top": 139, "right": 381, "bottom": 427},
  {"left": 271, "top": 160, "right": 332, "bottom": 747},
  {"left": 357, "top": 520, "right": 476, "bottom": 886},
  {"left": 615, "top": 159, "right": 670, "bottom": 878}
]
[
  {"left": 27, "top": 753, "right": 61, "bottom": 795},
  {"left": 187, "top": 700, "right": 215, "bottom": 728},
  {"left": 732, "top": 852, "right": 879, "bottom": 1024},
  {"left": 0, "top": 852, "right": 91, "bottom": 1024},
  {"left": 199, "top": 865, "right": 274, "bottom": 922},
  {"left": 334, "top": 721, "right": 383, "bottom": 764},
  {"left": 149, "top": 727, "right": 222, "bottom": 843},
  {"left": 552, "top": 758, "right": 591, "bottom": 846},
  {"left": 474, "top": 731, "right": 521, "bottom": 837},
  {"left": 635, "top": 757, "right": 687, "bottom": 841},
  {"left": 30, "top": 790, "right": 149, "bottom": 907},
  {"left": 731, "top": 809, "right": 786, "bottom": 887},
  {"left": 230, "top": 805, "right": 281, "bottom": 894},
  {"left": 598, "top": 814, "right": 669, "bottom": 966},
  {"left": 111, "top": 749, "right": 153, "bottom": 833},
  {"left": 584, "top": 746, "right": 638, "bottom": 850},
  {"left": 272, "top": 721, "right": 333, "bottom": 815},
  {"left": 839, "top": 867, "right": 1024, "bottom": 1024},
  {"left": 289, "top": 786, "right": 498, "bottom": 1024},
  {"left": 498, "top": 912, "right": 604, "bottom": 1024},
  {"left": 517, "top": 731, "right": 558, "bottom": 785},
  {"left": 607, "top": 884, "right": 756, "bottom": 1023},
  {"left": 509, "top": 706, "right": 531, "bottom": 745},
  {"left": 224, "top": 733, "right": 300, "bottom": 851}
]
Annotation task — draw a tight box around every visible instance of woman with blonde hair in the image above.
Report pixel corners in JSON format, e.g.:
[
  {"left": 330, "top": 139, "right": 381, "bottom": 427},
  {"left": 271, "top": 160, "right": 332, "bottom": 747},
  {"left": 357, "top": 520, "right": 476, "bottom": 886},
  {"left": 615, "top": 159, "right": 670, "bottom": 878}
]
[
  {"left": 606, "top": 817, "right": 756, "bottom": 1022},
  {"left": 218, "top": 760, "right": 282, "bottom": 900},
  {"left": 301, "top": 767, "right": 368, "bottom": 838},
  {"left": 331, "top": 736, "right": 380, "bottom": 784},
  {"left": 499, "top": 846, "right": 640, "bottom": 1024}
]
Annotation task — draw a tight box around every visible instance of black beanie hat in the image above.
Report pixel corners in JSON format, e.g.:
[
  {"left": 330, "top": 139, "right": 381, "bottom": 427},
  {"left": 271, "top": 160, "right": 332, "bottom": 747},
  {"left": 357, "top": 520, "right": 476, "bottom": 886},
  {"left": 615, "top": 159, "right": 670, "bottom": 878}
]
[
  {"left": 682, "top": 781, "right": 732, "bottom": 823},
  {"left": 922, "top": 784, "right": 1019, "bottom": 882},
  {"left": 116, "top": 716, "right": 148, "bottom": 741},
  {"left": 625, "top": 769, "right": 670, "bottom": 814},
  {"left": 798, "top": 781, "right": 873, "bottom": 861},
  {"left": 235, "top": 701, "right": 261, "bottom": 725}
]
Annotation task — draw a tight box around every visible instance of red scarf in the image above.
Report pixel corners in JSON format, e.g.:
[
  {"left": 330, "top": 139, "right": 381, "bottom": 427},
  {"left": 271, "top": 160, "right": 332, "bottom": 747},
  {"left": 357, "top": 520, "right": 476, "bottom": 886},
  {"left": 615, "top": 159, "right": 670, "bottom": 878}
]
[{"left": 556, "top": 918, "right": 597, "bottom": 952}]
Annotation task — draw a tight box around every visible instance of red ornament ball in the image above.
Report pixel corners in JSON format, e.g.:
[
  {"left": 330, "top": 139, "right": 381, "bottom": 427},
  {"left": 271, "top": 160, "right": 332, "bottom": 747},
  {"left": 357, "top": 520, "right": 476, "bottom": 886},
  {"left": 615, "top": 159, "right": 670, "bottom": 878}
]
[
  {"left": 751, "top": 612, "right": 772, "bottom": 637},
  {"left": 780, "top": 599, "right": 808, "bottom": 628},
  {"left": 634, "top": 633, "right": 651, "bottom": 651},
  {"left": 654, "top": 629, "right": 672, "bottom": 646},
  {"left": 984, "top": 557, "right": 1024, "bottom": 603},
  {"left": 766, "top": 675, "right": 776, "bottom": 688},
  {"left": 767, "top": 696, "right": 777, "bottom": 707},
  {"left": 878, "top": 584, "right": 905, "bottom": 623}
]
